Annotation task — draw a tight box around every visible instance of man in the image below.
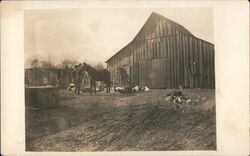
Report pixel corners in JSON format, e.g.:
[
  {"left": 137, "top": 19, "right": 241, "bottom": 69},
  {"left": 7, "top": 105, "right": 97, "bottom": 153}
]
[
  {"left": 72, "top": 65, "right": 78, "bottom": 94},
  {"left": 75, "top": 63, "right": 83, "bottom": 95}
]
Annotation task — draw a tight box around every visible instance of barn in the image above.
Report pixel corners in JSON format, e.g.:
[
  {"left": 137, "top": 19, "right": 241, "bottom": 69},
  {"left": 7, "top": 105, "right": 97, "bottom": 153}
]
[{"left": 105, "top": 12, "right": 215, "bottom": 89}]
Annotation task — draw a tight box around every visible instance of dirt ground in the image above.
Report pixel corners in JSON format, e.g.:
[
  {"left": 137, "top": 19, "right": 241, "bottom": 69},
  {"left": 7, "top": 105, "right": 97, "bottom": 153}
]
[{"left": 26, "top": 89, "right": 216, "bottom": 151}]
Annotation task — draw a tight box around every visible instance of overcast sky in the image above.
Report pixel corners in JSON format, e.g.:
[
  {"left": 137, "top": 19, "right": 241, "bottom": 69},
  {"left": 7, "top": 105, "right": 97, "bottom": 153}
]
[{"left": 24, "top": 8, "right": 213, "bottom": 66}]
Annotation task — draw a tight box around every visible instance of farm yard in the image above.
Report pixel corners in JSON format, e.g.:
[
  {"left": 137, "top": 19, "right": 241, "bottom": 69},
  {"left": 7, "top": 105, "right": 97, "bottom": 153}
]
[
  {"left": 26, "top": 89, "right": 216, "bottom": 151},
  {"left": 24, "top": 11, "right": 216, "bottom": 152}
]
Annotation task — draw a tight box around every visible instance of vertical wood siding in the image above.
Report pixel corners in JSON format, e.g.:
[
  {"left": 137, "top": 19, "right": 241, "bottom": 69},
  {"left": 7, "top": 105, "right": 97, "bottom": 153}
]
[{"left": 107, "top": 16, "right": 215, "bottom": 89}]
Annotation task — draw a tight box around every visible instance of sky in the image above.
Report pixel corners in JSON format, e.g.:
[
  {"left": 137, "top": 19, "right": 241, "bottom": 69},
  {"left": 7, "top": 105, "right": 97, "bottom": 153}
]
[{"left": 24, "top": 8, "right": 213, "bottom": 67}]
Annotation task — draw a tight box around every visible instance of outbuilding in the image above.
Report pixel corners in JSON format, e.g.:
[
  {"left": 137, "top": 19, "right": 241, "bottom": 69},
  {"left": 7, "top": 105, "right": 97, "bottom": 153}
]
[{"left": 106, "top": 12, "right": 215, "bottom": 89}]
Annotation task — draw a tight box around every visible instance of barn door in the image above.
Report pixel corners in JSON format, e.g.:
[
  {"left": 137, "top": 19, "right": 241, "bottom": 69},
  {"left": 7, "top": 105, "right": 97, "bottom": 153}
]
[
  {"left": 133, "top": 62, "right": 139, "bottom": 86},
  {"left": 151, "top": 58, "right": 167, "bottom": 88},
  {"left": 139, "top": 60, "right": 147, "bottom": 86}
]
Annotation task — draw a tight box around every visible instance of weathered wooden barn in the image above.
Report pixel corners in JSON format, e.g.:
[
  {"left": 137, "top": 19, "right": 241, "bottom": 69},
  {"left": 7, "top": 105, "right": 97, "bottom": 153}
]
[{"left": 106, "top": 12, "right": 215, "bottom": 89}]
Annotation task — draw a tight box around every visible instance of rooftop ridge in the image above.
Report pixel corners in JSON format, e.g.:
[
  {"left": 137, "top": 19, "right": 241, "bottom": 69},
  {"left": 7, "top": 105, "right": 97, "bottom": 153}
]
[{"left": 106, "top": 12, "right": 205, "bottom": 63}]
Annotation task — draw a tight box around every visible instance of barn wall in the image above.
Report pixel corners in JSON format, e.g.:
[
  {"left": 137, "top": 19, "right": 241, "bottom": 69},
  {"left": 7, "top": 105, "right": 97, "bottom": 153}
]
[{"left": 107, "top": 14, "right": 215, "bottom": 89}]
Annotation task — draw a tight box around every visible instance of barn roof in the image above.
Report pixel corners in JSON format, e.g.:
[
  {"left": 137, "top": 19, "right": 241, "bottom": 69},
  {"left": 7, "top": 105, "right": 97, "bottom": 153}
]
[
  {"left": 105, "top": 12, "right": 195, "bottom": 63},
  {"left": 133, "top": 12, "right": 194, "bottom": 40}
]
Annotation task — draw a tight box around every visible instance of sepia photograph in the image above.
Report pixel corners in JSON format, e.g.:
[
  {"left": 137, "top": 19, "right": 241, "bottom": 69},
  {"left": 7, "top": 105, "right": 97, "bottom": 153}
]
[
  {"left": 24, "top": 8, "right": 216, "bottom": 151},
  {"left": 1, "top": 1, "right": 249, "bottom": 155}
]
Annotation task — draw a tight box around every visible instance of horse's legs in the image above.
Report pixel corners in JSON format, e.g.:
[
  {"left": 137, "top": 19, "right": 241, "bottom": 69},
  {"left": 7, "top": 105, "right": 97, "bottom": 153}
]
[
  {"left": 107, "top": 82, "right": 109, "bottom": 93},
  {"left": 108, "top": 81, "right": 111, "bottom": 93},
  {"left": 105, "top": 81, "right": 109, "bottom": 93},
  {"left": 105, "top": 82, "right": 108, "bottom": 93},
  {"left": 90, "top": 81, "right": 92, "bottom": 94},
  {"left": 77, "top": 79, "right": 80, "bottom": 95},
  {"left": 74, "top": 79, "right": 77, "bottom": 94},
  {"left": 108, "top": 82, "right": 110, "bottom": 93},
  {"left": 94, "top": 81, "right": 96, "bottom": 94}
]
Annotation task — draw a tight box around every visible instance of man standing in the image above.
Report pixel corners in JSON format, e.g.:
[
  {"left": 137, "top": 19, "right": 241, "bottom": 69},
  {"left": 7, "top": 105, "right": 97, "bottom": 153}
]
[
  {"left": 72, "top": 65, "right": 78, "bottom": 94},
  {"left": 75, "top": 63, "right": 83, "bottom": 95}
]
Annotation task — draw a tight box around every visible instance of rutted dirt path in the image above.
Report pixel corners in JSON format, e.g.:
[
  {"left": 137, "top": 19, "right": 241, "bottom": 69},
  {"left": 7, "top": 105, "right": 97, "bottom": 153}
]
[{"left": 26, "top": 89, "right": 216, "bottom": 151}]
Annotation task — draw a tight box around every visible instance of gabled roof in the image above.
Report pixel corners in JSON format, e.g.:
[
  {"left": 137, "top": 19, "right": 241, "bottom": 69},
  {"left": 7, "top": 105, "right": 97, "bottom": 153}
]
[
  {"left": 132, "top": 12, "right": 194, "bottom": 42},
  {"left": 106, "top": 12, "right": 194, "bottom": 63},
  {"left": 154, "top": 12, "right": 194, "bottom": 36}
]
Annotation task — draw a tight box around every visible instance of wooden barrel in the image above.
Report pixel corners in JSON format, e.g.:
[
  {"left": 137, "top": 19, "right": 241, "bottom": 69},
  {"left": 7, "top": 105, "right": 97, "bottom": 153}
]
[{"left": 25, "top": 86, "right": 59, "bottom": 108}]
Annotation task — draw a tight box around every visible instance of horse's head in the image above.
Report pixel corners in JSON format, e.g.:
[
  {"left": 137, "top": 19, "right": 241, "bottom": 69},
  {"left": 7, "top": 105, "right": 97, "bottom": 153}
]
[{"left": 82, "top": 62, "right": 87, "bottom": 71}]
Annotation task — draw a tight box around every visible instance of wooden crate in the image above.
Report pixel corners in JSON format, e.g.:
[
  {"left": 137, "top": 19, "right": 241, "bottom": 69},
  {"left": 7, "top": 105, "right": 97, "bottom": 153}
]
[{"left": 25, "top": 86, "right": 59, "bottom": 108}]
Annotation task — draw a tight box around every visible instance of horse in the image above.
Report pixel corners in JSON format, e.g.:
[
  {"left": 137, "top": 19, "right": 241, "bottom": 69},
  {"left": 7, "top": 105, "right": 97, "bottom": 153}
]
[{"left": 82, "top": 63, "right": 111, "bottom": 94}]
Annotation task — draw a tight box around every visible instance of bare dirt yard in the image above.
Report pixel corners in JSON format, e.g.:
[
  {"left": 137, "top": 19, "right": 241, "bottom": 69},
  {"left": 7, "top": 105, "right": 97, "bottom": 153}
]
[{"left": 26, "top": 89, "right": 216, "bottom": 151}]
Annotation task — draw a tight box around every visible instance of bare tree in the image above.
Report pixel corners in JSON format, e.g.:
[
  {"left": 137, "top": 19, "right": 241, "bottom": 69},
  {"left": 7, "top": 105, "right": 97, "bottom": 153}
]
[
  {"left": 26, "top": 54, "right": 57, "bottom": 69},
  {"left": 60, "top": 56, "right": 79, "bottom": 69},
  {"left": 93, "top": 62, "right": 105, "bottom": 69},
  {"left": 26, "top": 55, "right": 42, "bottom": 68},
  {"left": 41, "top": 55, "right": 56, "bottom": 69},
  {"left": 57, "top": 56, "right": 79, "bottom": 87}
]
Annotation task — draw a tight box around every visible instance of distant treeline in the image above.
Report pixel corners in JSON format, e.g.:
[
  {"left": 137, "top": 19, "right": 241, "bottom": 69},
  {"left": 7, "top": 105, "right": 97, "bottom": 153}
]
[{"left": 25, "top": 55, "right": 105, "bottom": 88}]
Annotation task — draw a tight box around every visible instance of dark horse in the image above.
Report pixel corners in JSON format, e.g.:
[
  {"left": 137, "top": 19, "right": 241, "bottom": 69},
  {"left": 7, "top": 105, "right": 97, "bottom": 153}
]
[{"left": 82, "top": 63, "right": 111, "bottom": 94}]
